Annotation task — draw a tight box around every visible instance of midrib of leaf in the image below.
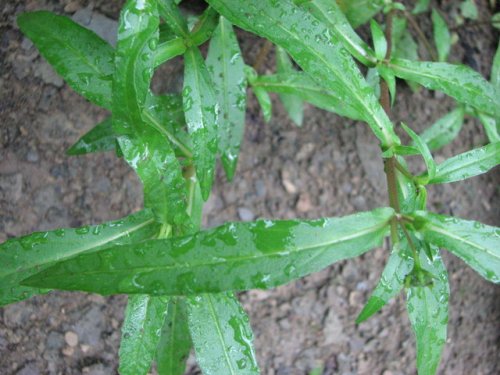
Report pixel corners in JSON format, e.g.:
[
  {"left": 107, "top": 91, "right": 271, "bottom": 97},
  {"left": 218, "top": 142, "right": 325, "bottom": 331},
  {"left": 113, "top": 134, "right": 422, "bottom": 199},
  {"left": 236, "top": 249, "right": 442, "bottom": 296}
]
[
  {"left": 142, "top": 110, "right": 193, "bottom": 158},
  {"left": 159, "top": 3, "right": 188, "bottom": 38},
  {"left": 48, "top": 218, "right": 390, "bottom": 277},
  {"left": 252, "top": 6, "right": 394, "bottom": 146},
  {"left": 253, "top": 80, "right": 331, "bottom": 96},
  {"left": 4, "top": 216, "right": 155, "bottom": 277},
  {"left": 388, "top": 61, "right": 488, "bottom": 100},
  {"left": 425, "top": 222, "right": 500, "bottom": 261},
  {"left": 206, "top": 294, "right": 237, "bottom": 375}
]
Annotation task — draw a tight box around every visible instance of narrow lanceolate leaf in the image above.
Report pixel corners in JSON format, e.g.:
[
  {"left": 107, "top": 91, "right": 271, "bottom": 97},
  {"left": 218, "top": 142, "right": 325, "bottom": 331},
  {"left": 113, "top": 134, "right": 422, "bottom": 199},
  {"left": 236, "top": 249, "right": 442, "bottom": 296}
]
[
  {"left": 492, "top": 41, "right": 500, "bottom": 89},
  {"left": 252, "top": 72, "right": 363, "bottom": 120},
  {"left": 187, "top": 293, "right": 259, "bottom": 375},
  {"left": 402, "top": 123, "right": 436, "bottom": 182},
  {"left": 293, "top": 0, "right": 377, "bottom": 66},
  {"left": 413, "top": 211, "right": 500, "bottom": 283},
  {"left": 420, "top": 108, "right": 465, "bottom": 150},
  {"left": 406, "top": 248, "right": 449, "bottom": 375},
  {"left": 17, "top": 11, "right": 114, "bottom": 109},
  {"left": 23, "top": 208, "right": 394, "bottom": 295},
  {"left": 118, "top": 134, "right": 192, "bottom": 228},
  {"left": 388, "top": 59, "right": 500, "bottom": 119},
  {"left": 276, "top": 47, "right": 304, "bottom": 126},
  {"left": 183, "top": 47, "right": 219, "bottom": 200},
  {"left": 113, "top": 0, "right": 159, "bottom": 136},
  {"left": 336, "top": 0, "right": 385, "bottom": 28},
  {"left": 119, "top": 295, "right": 168, "bottom": 375},
  {"left": 477, "top": 112, "right": 500, "bottom": 144},
  {"left": 0, "top": 210, "right": 159, "bottom": 306},
  {"left": 431, "top": 9, "right": 451, "bottom": 62},
  {"left": 156, "top": 298, "right": 191, "bottom": 375},
  {"left": 158, "top": 0, "right": 189, "bottom": 38},
  {"left": 370, "top": 20, "right": 387, "bottom": 61},
  {"left": 356, "top": 240, "right": 414, "bottom": 323},
  {"left": 206, "top": 16, "right": 247, "bottom": 181},
  {"left": 190, "top": 7, "right": 220, "bottom": 46},
  {"left": 427, "top": 142, "right": 500, "bottom": 184},
  {"left": 207, "top": 0, "right": 399, "bottom": 148},
  {"left": 67, "top": 117, "right": 117, "bottom": 155}
]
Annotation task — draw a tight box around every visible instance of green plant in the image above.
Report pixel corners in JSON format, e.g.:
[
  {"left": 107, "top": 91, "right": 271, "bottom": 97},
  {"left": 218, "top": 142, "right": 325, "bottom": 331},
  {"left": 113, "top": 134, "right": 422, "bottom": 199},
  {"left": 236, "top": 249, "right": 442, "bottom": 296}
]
[{"left": 3, "top": 0, "right": 499, "bottom": 374}]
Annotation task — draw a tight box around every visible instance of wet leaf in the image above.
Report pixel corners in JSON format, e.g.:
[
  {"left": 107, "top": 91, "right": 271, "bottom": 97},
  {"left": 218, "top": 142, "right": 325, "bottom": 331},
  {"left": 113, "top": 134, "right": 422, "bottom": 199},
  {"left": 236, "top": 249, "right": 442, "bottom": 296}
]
[
  {"left": 190, "top": 7, "right": 219, "bottom": 46},
  {"left": 419, "top": 108, "right": 465, "bottom": 150},
  {"left": 0, "top": 210, "right": 159, "bottom": 306},
  {"left": 206, "top": 16, "right": 247, "bottom": 181},
  {"left": 406, "top": 247, "right": 449, "bottom": 375},
  {"left": 356, "top": 240, "right": 414, "bottom": 323},
  {"left": 158, "top": 0, "right": 189, "bottom": 38},
  {"left": 431, "top": 9, "right": 451, "bottom": 62},
  {"left": 477, "top": 112, "right": 500, "bottom": 144},
  {"left": 67, "top": 117, "right": 117, "bottom": 155},
  {"left": 17, "top": 11, "right": 114, "bottom": 109},
  {"left": 412, "top": 211, "right": 500, "bottom": 283},
  {"left": 492, "top": 41, "right": 500, "bottom": 89},
  {"left": 113, "top": 1, "right": 191, "bottom": 227},
  {"left": 426, "top": 142, "right": 500, "bottom": 184},
  {"left": 388, "top": 59, "right": 500, "bottom": 119},
  {"left": 246, "top": 67, "right": 273, "bottom": 122},
  {"left": 336, "top": 0, "right": 385, "bottom": 28},
  {"left": 294, "top": 0, "right": 377, "bottom": 66},
  {"left": 119, "top": 295, "right": 168, "bottom": 375},
  {"left": 183, "top": 47, "right": 219, "bottom": 200},
  {"left": 392, "top": 17, "right": 418, "bottom": 62},
  {"left": 370, "top": 19, "right": 387, "bottom": 61},
  {"left": 378, "top": 65, "right": 396, "bottom": 106},
  {"left": 22, "top": 208, "right": 394, "bottom": 295},
  {"left": 276, "top": 47, "right": 304, "bottom": 126},
  {"left": 206, "top": 0, "right": 399, "bottom": 148},
  {"left": 187, "top": 293, "right": 259, "bottom": 375},
  {"left": 156, "top": 298, "right": 191, "bottom": 375},
  {"left": 402, "top": 123, "right": 436, "bottom": 182}
]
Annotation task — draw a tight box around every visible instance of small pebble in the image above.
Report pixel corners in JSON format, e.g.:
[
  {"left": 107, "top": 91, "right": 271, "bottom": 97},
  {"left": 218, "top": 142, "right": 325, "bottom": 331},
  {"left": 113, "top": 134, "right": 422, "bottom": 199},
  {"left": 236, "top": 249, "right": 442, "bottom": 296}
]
[{"left": 64, "top": 331, "right": 78, "bottom": 347}]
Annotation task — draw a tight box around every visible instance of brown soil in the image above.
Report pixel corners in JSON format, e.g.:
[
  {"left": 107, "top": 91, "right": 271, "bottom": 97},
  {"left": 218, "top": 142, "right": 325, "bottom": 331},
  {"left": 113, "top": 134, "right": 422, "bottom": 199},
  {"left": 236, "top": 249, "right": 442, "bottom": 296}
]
[{"left": 1, "top": 1, "right": 499, "bottom": 374}]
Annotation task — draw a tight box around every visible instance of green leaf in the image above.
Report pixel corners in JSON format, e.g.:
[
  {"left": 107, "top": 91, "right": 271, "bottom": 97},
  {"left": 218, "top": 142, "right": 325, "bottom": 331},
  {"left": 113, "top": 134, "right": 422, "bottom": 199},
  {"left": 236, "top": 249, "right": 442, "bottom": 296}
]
[
  {"left": 293, "top": 0, "right": 377, "bottom": 66},
  {"left": 276, "top": 47, "right": 304, "bottom": 126},
  {"left": 406, "top": 247, "right": 449, "bottom": 375},
  {"left": 23, "top": 208, "right": 394, "bottom": 295},
  {"left": 183, "top": 47, "right": 219, "bottom": 200},
  {"left": 477, "top": 112, "right": 500, "bottom": 143},
  {"left": 112, "top": 0, "right": 159, "bottom": 136},
  {"left": 118, "top": 134, "right": 192, "bottom": 228},
  {"left": 190, "top": 6, "right": 220, "bottom": 46},
  {"left": 67, "top": 117, "right": 117, "bottom": 155},
  {"left": 388, "top": 59, "right": 500, "bottom": 119},
  {"left": 370, "top": 19, "right": 387, "bottom": 61},
  {"left": 419, "top": 107, "right": 465, "bottom": 150},
  {"left": 158, "top": 0, "right": 189, "bottom": 37},
  {"left": 392, "top": 17, "right": 419, "bottom": 62},
  {"left": 207, "top": 0, "right": 399, "bottom": 148},
  {"left": 252, "top": 72, "right": 363, "bottom": 120},
  {"left": 154, "top": 37, "right": 186, "bottom": 68},
  {"left": 119, "top": 295, "right": 168, "bottom": 375},
  {"left": 0, "top": 210, "right": 159, "bottom": 306},
  {"left": 460, "top": 0, "right": 478, "bottom": 20},
  {"left": 17, "top": 11, "right": 114, "bottom": 109},
  {"left": 187, "top": 293, "right": 259, "bottom": 374},
  {"left": 431, "top": 9, "right": 451, "bottom": 62},
  {"left": 356, "top": 240, "right": 414, "bottom": 323},
  {"left": 493, "top": 13, "right": 500, "bottom": 30},
  {"left": 206, "top": 16, "right": 247, "bottom": 181},
  {"left": 412, "top": 0, "right": 430, "bottom": 14},
  {"left": 336, "top": 0, "right": 385, "bottom": 28},
  {"left": 412, "top": 211, "right": 500, "bottom": 283},
  {"left": 427, "top": 142, "right": 500, "bottom": 184},
  {"left": 491, "top": 41, "right": 500, "bottom": 89},
  {"left": 156, "top": 298, "right": 191, "bottom": 375},
  {"left": 402, "top": 122, "right": 436, "bottom": 182},
  {"left": 377, "top": 65, "right": 396, "bottom": 106}
]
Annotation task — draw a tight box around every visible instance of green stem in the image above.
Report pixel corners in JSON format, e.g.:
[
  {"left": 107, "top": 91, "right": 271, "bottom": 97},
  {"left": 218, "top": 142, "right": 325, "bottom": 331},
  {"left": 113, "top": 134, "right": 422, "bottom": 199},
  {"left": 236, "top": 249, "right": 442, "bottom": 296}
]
[{"left": 154, "top": 38, "right": 187, "bottom": 68}]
